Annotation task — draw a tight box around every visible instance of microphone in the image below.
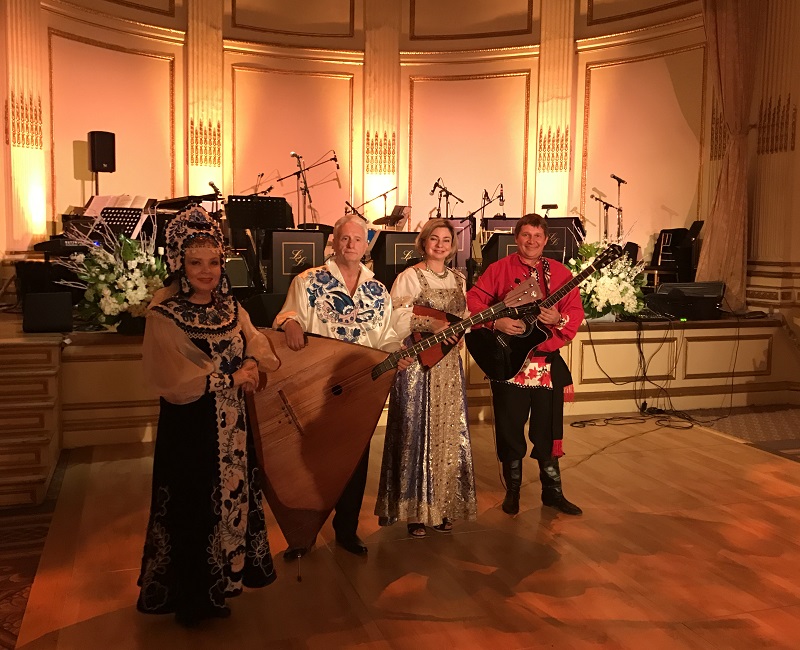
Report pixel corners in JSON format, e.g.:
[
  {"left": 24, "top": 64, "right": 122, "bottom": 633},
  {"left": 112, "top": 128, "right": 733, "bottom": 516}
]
[
  {"left": 209, "top": 181, "right": 221, "bottom": 195},
  {"left": 290, "top": 151, "right": 302, "bottom": 159},
  {"left": 610, "top": 173, "right": 627, "bottom": 184},
  {"left": 429, "top": 179, "right": 440, "bottom": 196},
  {"left": 332, "top": 151, "right": 339, "bottom": 169},
  {"left": 499, "top": 184, "right": 504, "bottom": 206},
  {"left": 483, "top": 189, "right": 490, "bottom": 202}
]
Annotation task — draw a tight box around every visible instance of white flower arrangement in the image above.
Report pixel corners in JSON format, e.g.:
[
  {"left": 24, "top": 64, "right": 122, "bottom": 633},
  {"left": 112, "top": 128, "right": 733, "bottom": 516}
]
[
  {"left": 567, "top": 241, "right": 646, "bottom": 320},
  {"left": 55, "top": 218, "right": 167, "bottom": 327}
]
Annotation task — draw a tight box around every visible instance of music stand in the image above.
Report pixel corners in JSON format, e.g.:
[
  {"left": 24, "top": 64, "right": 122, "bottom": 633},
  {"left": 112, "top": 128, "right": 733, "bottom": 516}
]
[
  {"left": 100, "top": 207, "right": 144, "bottom": 238},
  {"left": 225, "top": 195, "right": 294, "bottom": 231},
  {"left": 226, "top": 196, "right": 295, "bottom": 292},
  {"left": 373, "top": 205, "right": 409, "bottom": 229}
]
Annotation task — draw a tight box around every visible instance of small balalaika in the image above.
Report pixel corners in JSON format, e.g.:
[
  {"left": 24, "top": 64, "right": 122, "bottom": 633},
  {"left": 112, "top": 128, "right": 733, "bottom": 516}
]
[
  {"left": 248, "top": 275, "right": 542, "bottom": 551},
  {"left": 466, "top": 243, "right": 623, "bottom": 382}
]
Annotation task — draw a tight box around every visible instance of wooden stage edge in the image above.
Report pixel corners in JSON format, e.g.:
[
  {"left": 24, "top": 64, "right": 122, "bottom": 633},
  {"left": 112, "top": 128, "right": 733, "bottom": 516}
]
[
  {"left": 15, "top": 418, "right": 800, "bottom": 649},
  {"left": 1, "top": 311, "right": 799, "bottom": 508}
]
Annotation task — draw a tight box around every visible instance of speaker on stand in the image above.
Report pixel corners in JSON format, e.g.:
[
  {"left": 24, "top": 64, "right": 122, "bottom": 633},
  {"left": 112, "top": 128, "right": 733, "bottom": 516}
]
[{"left": 88, "top": 130, "right": 116, "bottom": 195}]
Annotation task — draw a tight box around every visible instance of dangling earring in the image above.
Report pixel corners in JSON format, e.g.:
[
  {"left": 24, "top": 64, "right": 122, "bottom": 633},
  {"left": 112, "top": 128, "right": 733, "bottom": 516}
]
[
  {"left": 218, "top": 272, "right": 231, "bottom": 296},
  {"left": 179, "top": 272, "right": 192, "bottom": 296}
]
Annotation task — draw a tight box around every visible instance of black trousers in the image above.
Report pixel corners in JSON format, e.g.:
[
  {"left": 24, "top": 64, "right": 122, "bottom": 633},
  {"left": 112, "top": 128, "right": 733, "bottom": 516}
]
[
  {"left": 490, "top": 381, "right": 563, "bottom": 462},
  {"left": 331, "top": 443, "right": 370, "bottom": 538}
]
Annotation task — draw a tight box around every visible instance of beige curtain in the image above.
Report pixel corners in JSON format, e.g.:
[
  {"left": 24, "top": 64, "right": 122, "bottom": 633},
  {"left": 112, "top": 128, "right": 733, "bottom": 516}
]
[{"left": 695, "top": 0, "right": 761, "bottom": 311}]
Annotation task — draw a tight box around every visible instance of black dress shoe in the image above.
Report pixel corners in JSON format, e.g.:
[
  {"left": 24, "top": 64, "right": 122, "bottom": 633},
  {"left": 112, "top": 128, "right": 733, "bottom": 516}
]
[{"left": 335, "top": 534, "right": 368, "bottom": 556}]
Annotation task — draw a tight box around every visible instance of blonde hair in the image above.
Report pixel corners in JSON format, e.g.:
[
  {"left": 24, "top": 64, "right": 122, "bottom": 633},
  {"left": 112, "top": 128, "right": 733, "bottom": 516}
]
[{"left": 415, "top": 218, "right": 458, "bottom": 262}]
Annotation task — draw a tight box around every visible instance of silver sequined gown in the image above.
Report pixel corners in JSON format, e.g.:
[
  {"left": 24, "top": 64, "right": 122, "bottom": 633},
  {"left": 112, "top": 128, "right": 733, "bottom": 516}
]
[{"left": 375, "top": 267, "right": 477, "bottom": 526}]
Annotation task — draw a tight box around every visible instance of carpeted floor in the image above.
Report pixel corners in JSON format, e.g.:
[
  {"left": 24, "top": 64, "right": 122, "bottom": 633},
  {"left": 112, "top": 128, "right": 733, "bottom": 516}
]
[
  {"left": 688, "top": 403, "right": 800, "bottom": 463},
  {"left": 0, "top": 453, "right": 67, "bottom": 650}
]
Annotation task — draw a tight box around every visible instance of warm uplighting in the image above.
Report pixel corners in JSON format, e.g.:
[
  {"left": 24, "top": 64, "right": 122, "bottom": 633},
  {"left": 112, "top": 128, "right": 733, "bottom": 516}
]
[{"left": 11, "top": 147, "right": 47, "bottom": 242}]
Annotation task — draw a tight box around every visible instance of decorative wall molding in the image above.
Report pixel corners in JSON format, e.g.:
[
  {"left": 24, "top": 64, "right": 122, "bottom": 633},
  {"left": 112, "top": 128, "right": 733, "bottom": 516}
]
[
  {"left": 586, "top": 0, "right": 696, "bottom": 27},
  {"left": 537, "top": 124, "right": 569, "bottom": 172},
  {"left": 6, "top": 92, "right": 43, "bottom": 150},
  {"left": 41, "top": 1, "right": 185, "bottom": 44},
  {"left": 710, "top": 89, "right": 727, "bottom": 161},
  {"left": 581, "top": 43, "right": 706, "bottom": 220},
  {"left": 47, "top": 28, "right": 177, "bottom": 214},
  {"left": 409, "top": 0, "right": 534, "bottom": 41},
  {"left": 231, "top": 0, "right": 356, "bottom": 38},
  {"left": 104, "top": 0, "right": 176, "bottom": 17},
  {"left": 365, "top": 131, "right": 396, "bottom": 174},
  {"left": 189, "top": 118, "right": 222, "bottom": 167},
  {"left": 757, "top": 94, "right": 797, "bottom": 155}
]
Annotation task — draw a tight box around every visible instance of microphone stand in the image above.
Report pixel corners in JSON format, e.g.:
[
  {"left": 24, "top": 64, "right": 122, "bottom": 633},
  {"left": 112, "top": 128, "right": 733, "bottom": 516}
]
[
  {"left": 435, "top": 181, "right": 464, "bottom": 220},
  {"left": 344, "top": 200, "right": 367, "bottom": 221},
  {"left": 590, "top": 194, "right": 619, "bottom": 241},
  {"left": 354, "top": 186, "right": 398, "bottom": 223},
  {"left": 275, "top": 155, "right": 338, "bottom": 226},
  {"left": 611, "top": 177, "right": 624, "bottom": 242}
]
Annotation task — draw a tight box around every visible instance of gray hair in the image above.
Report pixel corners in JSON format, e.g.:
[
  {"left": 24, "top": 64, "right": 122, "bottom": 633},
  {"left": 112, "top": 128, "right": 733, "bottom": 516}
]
[{"left": 333, "top": 214, "right": 369, "bottom": 239}]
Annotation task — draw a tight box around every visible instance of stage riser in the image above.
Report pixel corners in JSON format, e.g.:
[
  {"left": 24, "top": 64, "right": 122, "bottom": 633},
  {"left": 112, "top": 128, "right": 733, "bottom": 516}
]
[
  {"left": 1, "top": 317, "right": 797, "bottom": 482},
  {"left": 0, "top": 337, "right": 61, "bottom": 507}
]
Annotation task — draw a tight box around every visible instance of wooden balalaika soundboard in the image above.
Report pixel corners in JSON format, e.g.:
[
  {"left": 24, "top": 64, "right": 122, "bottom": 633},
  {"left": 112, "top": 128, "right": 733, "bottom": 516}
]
[{"left": 247, "top": 275, "right": 542, "bottom": 552}]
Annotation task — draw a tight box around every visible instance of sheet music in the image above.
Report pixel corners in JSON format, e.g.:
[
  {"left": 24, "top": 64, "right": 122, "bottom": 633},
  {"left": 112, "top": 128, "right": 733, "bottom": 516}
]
[{"left": 85, "top": 194, "right": 151, "bottom": 216}]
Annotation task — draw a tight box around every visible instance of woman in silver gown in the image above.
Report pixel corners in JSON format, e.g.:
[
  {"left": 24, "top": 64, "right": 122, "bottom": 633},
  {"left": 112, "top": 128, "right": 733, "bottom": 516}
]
[{"left": 375, "top": 219, "right": 477, "bottom": 537}]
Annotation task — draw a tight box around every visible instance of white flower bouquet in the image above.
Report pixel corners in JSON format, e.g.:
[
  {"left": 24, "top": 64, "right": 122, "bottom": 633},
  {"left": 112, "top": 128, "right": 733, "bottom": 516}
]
[
  {"left": 567, "top": 241, "right": 646, "bottom": 320},
  {"left": 56, "top": 218, "right": 167, "bottom": 327}
]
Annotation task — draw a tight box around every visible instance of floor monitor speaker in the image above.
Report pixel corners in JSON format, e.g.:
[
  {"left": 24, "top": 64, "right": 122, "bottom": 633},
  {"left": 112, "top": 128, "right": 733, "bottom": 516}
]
[{"left": 23, "top": 292, "right": 73, "bottom": 333}]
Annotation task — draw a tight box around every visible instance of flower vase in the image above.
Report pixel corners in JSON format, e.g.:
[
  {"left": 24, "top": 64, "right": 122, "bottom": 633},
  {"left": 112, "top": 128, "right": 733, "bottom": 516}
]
[
  {"left": 116, "top": 312, "right": 146, "bottom": 336},
  {"left": 584, "top": 312, "right": 616, "bottom": 324}
]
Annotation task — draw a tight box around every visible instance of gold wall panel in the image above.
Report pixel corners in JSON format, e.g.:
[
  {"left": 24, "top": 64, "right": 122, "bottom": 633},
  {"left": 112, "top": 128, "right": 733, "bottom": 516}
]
[
  {"left": 59, "top": 0, "right": 176, "bottom": 17},
  {"left": 578, "top": 336, "right": 677, "bottom": 384},
  {"left": 408, "top": 72, "right": 530, "bottom": 219},
  {"left": 410, "top": 0, "right": 534, "bottom": 41},
  {"left": 232, "top": 0, "right": 355, "bottom": 37},
  {"left": 231, "top": 65, "right": 355, "bottom": 226},
  {"left": 0, "top": 346, "right": 59, "bottom": 368},
  {"left": 0, "top": 375, "right": 57, "bottom": 402},
  {"left": 586, "top": 0, "right": 696, "bottom": 26},
  {"left": 0, "top": 408, "right": 50, "bottom": 434},
  {"left": 48, "top": 29, "right": 176, "bottom": 220},
  {"left": 684, "top": 334, "right": 773, "bottom": 380}
]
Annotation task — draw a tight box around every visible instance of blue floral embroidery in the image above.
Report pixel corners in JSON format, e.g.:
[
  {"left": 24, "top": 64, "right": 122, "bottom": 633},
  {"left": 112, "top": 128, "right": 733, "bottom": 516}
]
[{"left": 307, "top": 268, "right": 387, "bottom": 343}]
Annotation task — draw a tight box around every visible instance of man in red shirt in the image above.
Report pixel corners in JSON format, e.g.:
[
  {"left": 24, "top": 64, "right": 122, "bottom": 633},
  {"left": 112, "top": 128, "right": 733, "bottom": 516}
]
[{"left": 467, "top": 213, "right": 583, "bottom": 516}]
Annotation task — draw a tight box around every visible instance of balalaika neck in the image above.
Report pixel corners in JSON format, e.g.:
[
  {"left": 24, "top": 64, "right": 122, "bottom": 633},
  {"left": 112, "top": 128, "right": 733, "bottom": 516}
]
[{"left": 372, "top": 299, "right": 511, "bottom": 378}]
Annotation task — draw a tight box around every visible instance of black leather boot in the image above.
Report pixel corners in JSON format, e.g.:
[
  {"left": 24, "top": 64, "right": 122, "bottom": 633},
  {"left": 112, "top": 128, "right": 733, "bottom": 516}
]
[
  {"left": 538, "top": 458, "right": 582, "bottom": 516},
  {"left": 501, "top": 459, "right": 522, "bottom": 515}
]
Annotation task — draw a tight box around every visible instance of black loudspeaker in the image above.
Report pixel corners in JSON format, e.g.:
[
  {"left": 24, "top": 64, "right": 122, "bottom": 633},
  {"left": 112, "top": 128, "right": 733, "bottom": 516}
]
[
  {"left": 23, "top": 292, "right": 73, "bottom": 333},
  {"left": 645, "top": 281, "right": 725, "bottom": 321},
  {"left": 240, "top": 293, "right": 288, "bottom": 328},
  {"left": 370, "top": 231, "right": 419, "bottom": 289},
  {"left": 266, "top": 230, "right": 326, "bottom": 293},
  {"left": 88, "top": 131, "right": 116, "bottom": 173},
  {"left": 543, "top": 217, "right": 584, "bottom": 264},
  {"left": 225, "top": 256, "right": 252, "bottom": 289},
  {"left": 480, "top": 232, "right": 517, "bottom": 268}
]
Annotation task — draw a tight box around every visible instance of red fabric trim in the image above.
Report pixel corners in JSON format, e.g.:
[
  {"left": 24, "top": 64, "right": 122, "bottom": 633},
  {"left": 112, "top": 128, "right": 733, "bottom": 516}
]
[
  {"left": 552, "top": 439, "right": 564, "bottom": 457},
  {"left": 563, "top": 384, "right": 575, "bottom": 403}
]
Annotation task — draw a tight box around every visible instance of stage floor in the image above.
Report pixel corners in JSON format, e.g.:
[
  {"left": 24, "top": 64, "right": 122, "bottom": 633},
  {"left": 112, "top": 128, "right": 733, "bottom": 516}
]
[{"left": 16, "top": 418, "right": 800, "bottom": 649}]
